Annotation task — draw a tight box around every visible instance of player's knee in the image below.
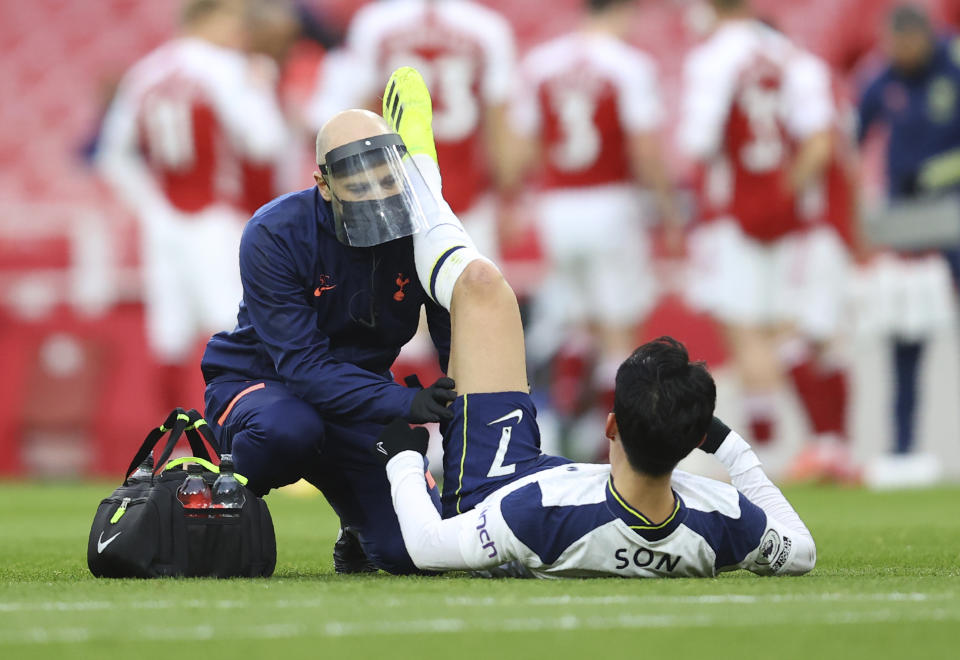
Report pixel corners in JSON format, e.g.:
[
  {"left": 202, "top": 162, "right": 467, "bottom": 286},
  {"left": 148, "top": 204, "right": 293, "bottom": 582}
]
[{"left": 455, "top": 260, "right": 513, "bottom": 306}]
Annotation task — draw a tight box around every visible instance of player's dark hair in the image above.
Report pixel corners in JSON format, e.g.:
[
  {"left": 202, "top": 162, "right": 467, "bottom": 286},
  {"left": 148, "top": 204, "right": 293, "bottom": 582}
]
[
  {"left": 585, "top": 0, "right": 634, "bottom": 14},
  {"left": 613, "top": 337, "right": 716, "bottom": 477},
  {"left": 889, "top": 4, "right": 932, "bottom": 34}
]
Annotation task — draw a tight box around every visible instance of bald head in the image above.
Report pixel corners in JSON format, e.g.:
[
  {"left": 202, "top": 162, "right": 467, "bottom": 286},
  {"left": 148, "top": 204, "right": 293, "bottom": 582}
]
[{"left": 316, "top": 109, "right": 391, "bottom": 166}]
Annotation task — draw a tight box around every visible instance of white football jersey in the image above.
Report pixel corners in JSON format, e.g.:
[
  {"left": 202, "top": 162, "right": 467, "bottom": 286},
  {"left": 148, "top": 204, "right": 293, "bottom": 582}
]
[{"left": 387, "top": 433, "right": 816, "bottom": 579}]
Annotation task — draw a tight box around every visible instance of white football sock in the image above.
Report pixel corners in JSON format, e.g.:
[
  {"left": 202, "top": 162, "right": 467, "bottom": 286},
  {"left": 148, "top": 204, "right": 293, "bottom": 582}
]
[
  {"left": 406, "top": 154, "right": 495, "bottom": 310},
  {"left": 412, "top": 153, "right": 444, "bottom": 199}
]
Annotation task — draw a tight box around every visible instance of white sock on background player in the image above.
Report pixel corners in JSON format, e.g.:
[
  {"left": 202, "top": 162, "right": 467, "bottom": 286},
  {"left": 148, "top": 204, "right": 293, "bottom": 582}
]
[{"left": 408, "top": 153, "right": 495, "bottom": 311}]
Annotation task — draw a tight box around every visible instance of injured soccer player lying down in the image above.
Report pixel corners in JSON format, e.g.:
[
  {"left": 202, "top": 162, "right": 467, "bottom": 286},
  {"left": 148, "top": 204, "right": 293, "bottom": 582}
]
[{"left": 375, "top": 69, "right": 816, "bottom": 579}]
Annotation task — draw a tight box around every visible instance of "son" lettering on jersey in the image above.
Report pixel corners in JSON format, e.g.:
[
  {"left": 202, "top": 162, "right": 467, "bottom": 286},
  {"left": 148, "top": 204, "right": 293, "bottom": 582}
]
[{"left": 613, "top": 547, "right": 681, "bottom": 572}]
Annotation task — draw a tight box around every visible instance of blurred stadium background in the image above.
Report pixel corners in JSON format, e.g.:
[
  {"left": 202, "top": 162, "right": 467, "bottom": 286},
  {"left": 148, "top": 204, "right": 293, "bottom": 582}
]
[{"left": 1, "top": 0, "right": 959, "bottom": 485}]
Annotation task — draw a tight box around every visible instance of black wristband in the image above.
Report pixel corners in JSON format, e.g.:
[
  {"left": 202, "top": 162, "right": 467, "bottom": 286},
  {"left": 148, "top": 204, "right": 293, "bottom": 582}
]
[{"left": 701, "top": 417, "right": 732, "bottom": 454}]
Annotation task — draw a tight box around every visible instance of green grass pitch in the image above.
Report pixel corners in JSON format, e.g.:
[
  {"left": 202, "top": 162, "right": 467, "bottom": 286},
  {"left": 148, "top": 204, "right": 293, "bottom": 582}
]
[{"left": 1, "top": 481, "right": 958, "bottom": 659}]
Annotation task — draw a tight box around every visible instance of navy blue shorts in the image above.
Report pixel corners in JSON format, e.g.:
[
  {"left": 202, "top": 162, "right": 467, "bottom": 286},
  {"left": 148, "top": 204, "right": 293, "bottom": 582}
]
[{"left": 440, "top": 391, "right": 569, "bottom": 518}]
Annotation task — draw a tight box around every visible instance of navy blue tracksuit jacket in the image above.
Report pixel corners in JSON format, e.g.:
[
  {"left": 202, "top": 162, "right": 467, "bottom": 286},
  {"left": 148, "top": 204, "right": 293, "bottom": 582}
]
[
  {"left": 201, "top": 186, "right": 450, "bottom": 422},
  {"left": 858, "top": 36, "right": 960, "bottom": 199}
]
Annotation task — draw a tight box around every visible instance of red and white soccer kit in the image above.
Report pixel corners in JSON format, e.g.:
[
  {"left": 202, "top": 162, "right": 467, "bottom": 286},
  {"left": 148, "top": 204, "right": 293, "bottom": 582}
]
[
  {"left": 512, "top": 31, "right": 663, "bottom": 328},
  {"left": 679, "top": 20, "right": 835, "bottom": 328},
  {"left": 98, "top": 38, "right": 289, "bottom": 363},
  {"left": 330, "top": 0, "right": 517, "bottom": 258}
]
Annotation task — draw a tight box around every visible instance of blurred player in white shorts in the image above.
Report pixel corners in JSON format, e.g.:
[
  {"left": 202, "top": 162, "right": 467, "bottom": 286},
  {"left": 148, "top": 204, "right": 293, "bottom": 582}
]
[
  {"left": 508, "top": 0, "right": 680, "bottom": 450},
  {"left": 678, "top": 0, "right": 858, "bottom": 481},
  {"left": 97, "top": 0, "right": 290, "bottom": 408}
]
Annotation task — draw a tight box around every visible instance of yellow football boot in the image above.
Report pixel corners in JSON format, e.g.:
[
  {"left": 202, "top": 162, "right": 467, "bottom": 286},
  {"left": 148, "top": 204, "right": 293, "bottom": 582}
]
[{"left": 383, "top": 66, "right": 438, "bottom": 164}]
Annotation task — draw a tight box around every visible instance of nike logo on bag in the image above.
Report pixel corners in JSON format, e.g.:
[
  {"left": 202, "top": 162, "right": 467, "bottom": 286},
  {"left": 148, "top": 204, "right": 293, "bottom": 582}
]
[
  {"left": 488, "top": 409, "right": 523, "bottom": 426},
  {"left": 97, "top": 531, "right": 122, "bottom": 554},
  {"left": 376, "top": 442, "right": 388, "bottom": 456}
]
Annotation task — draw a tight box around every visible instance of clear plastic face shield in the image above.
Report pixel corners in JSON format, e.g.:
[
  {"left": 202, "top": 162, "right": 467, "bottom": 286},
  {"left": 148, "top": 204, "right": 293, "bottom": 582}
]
[{"left": 319, "top": 133, "right": 430, "bottom": 247}]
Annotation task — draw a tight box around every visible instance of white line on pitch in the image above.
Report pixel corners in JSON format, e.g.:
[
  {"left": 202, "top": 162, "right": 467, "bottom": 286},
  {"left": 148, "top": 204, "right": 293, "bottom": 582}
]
[
  {"left": 1, "top": 607, "right": 958, "bottom": 645},
  {"left": 0, "top": 591, "right": 953, "bottom": 614},
  {"left": 496, "top": 592, "right": 950, "bottom": 606},
  {"left": 443, "top": 591, "right": 954, "bottom": 607}
]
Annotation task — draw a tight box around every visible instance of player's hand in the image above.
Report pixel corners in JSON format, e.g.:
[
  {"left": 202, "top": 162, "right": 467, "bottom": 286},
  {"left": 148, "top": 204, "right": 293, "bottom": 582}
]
[
  {"left": 700, "top": 416, "right": 732, "bottom": 454},
  {"left": 407, "top": 376, "right": 457, "bottom": 423},
  {"left": 374, "top": 418, "right": 429, "bottom": 464}
]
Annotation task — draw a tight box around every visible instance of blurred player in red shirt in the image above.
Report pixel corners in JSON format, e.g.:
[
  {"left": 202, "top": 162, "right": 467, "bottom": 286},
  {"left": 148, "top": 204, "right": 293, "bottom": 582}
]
[
  {"left": 508, "top": 0, "right": 680, "bottom": 455},
  {"left": 97, "top": 0, "right": 292, "bottom": 409},
  {"left": 311, "top": 0, "right": 517, "bottom": 260},
  {"left": 678, "top": 0, "right": 857, "bottom": 481}
]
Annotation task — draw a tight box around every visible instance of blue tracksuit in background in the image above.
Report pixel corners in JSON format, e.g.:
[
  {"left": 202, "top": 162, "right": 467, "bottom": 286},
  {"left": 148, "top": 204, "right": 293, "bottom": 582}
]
[
  {"left": 858, "top": 37, "right": 960, "bottom": 198},
  {"left": 857, "top": 36, "right": 960, "bottom": 454}
]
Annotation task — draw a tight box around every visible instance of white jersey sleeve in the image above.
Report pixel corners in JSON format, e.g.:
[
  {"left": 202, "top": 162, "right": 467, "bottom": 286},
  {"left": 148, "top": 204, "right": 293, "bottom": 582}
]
[
  {"left": 782, "top": 52, "right": 834, "bottom": 140},
  {"left": 193, "top": 46, "right": 288, "bottom": 163},
  {"left": 615, "top": 48, "right": 664, "bottom": 134},
  {"left": 96, "top": 65, "right": 174, "bottom": 217},
  {"left": 677, "top": 45, "right": 735, "bottom": 159},
  {"left": 714, "top": 430, "right": 817, "bottom": 575},
  {"left": 386, "top": 451, "right": 525, "bottom": 572},
  {"left": 677, "top": 53, "right": 730, "bottom": 160}
]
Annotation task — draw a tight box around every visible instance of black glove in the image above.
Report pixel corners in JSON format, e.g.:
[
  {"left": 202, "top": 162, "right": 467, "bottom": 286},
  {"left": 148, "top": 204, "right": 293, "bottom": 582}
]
[
  {"left": 374, "top": 417, "right": 429, "bottom": 464},
  {"left": 700, "top": 416, "right": 732, "bottom": 454},
  {"left": 406, "top": 376, "right": 456, "bottom": 423}
]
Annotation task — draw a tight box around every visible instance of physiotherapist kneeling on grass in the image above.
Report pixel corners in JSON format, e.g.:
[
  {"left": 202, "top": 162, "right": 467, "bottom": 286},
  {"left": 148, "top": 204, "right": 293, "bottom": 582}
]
[{"left": 201, "top": 106, "right": 455, "bottom": 575}]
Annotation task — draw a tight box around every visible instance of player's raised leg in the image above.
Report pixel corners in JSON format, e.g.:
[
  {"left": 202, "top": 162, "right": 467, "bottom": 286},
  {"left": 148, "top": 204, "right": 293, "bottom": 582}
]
[
  {"left": 383, "top": 67, "right": 566, "bottom": 516},
  {"left": 447, "top": 261, "right": 528, "bottom": 395},
  {"left": 383, "top": 66, "right": 526, "bottom": 395}
]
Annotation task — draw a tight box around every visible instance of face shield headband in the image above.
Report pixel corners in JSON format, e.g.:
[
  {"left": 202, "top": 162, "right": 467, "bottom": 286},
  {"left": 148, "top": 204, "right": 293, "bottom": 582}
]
[{"left": 319, "top": 133, "right": 430, "bottom": 247}]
